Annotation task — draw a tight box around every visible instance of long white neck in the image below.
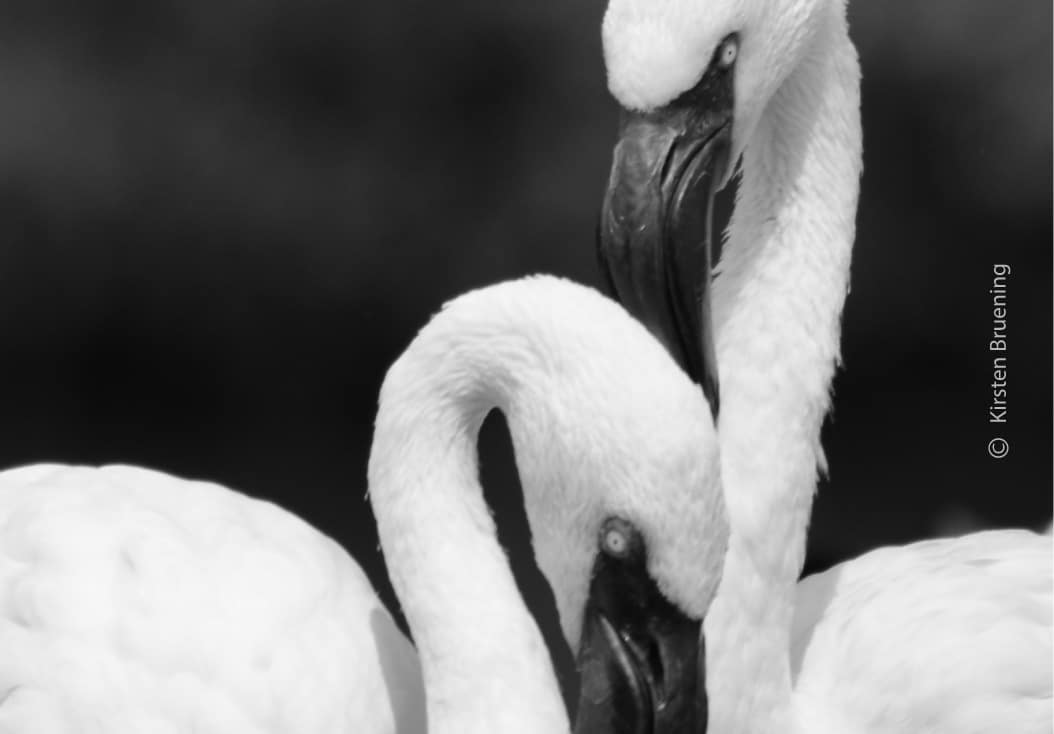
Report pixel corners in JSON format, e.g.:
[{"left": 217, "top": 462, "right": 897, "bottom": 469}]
[
  {"left": 704, "top": 6, "right": 862, "bottom": 733},
  {"left": 368, "top": 303, "right": 569, "bottom": 734}
]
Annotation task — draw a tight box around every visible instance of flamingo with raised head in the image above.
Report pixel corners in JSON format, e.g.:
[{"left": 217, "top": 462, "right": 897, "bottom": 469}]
[{"left": 594, "top": 0, "right": 1053, "bottom": 732}]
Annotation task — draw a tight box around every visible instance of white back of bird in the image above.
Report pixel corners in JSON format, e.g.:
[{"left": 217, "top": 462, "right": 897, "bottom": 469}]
[{"left": 0, "top": 463, "right": 424, "bottom": 734}]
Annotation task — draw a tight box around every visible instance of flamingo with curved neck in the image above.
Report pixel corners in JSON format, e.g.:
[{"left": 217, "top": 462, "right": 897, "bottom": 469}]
[
  {"left": 0, "top": 276, "right": 730, "bottom": 734},
  {"left": 596, "top": 1, "right": 1052, "bottom": 732},
  {"left": 369, "top": 275, "right": 728, "bottom": 734}
]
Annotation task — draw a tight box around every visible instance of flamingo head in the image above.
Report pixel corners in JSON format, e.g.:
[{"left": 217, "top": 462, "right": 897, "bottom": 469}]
[
  {"left": 596, "top": 0, "right": 832, "bottom": 390},
  {"left": 486, "top": 278, "right": 729, "bottom": 734}
]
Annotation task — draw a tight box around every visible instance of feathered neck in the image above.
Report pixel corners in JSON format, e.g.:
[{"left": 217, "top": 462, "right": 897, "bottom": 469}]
[
  {"left": 367, "top": 276, "right": 726, "bottom": 734},
  {"left": 704, "top": 6, "right": 862, "bottom": 733},
  {"left": 368, "top": 283, "right": 571, "bottom": 734}
]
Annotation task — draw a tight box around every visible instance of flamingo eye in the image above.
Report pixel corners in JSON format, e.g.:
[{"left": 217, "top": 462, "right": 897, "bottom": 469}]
[
  {"left": 599, "top": 517, "right": 639, "bottom": 559},
  {"left": 604, "top": 528, "right": 627, "bottom": 555},
  {"left": 716, "top": 35, "right": 738, "bottom": 69}
]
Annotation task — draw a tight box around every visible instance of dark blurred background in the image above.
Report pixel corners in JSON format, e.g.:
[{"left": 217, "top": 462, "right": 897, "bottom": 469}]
[{"left": 0, "top": 0, "right": 1050, "bottom": 707}]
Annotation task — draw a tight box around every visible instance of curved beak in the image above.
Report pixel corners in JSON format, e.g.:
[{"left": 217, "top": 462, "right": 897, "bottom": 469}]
[
  {"left": 597, "top": 81, "right": 733, "bottom": 416},
  {"left": 573, "top": 549, "right": 706, "bottom": 733}
]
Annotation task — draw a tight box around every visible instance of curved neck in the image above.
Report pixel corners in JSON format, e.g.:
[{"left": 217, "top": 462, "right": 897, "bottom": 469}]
[
  {"left": 705, "top": 7, "right": 862, "bottom": 733},
  {"left": 369, "top": 315, "right": 569, "bottom": 734}
]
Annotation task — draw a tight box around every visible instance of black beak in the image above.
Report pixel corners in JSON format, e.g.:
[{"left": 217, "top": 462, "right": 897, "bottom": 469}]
[
  {"left": 597, "top": 66, "right": 734, "bottom": 417},
  {"left": 573, "top": 529, "right": 706, "bottom": 733}
]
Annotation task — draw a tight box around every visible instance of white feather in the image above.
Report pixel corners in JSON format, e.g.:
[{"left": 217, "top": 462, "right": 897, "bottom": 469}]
[
  {"left": 791, "top": 531, "right": 1052, "bottom": 734},
  {"left": 0, "top": 464, "right": 424, "bottom": 734}
]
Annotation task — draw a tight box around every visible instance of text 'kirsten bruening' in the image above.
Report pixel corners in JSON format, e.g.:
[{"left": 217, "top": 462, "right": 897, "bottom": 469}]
[{"left": 989, "top": 264, "right": 1009, "bottom": 425}]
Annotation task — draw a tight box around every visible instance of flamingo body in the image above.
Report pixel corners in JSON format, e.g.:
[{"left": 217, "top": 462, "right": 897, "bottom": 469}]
[
  {"left": 791, "top": 530, "right": 1052, "bottom": 734},
  {"left": 0, "top": 464, "right": 424, "bottom": 734}
]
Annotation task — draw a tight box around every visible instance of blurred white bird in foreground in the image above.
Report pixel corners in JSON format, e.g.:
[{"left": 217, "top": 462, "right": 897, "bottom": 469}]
[{"left": 0, "top": 463, "right": 426, "bottom": 734}]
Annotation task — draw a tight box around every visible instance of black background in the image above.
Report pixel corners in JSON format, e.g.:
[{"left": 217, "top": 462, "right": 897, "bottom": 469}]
[{"left": 1, "top": 0, "right": 1050, "bottom": 705}]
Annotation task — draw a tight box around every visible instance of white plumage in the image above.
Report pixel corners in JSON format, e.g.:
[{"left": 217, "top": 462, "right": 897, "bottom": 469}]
[
  {"left": 791, "top": 531, "right": 1051, "bottom": 734},
  {"left": 600, "top": 0, "right": 1053, "bottom": 731},
  {"left": 0, "top": 380, "right": 508, "bottom": 733},
  {"left": 0, "top": 463, "right": 425, "bottom": 734}
]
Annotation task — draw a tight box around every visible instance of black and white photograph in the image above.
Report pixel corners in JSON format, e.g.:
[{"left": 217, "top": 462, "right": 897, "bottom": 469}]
[{"left": 0, "top": 0, "right": 1050, "bottom": 731}]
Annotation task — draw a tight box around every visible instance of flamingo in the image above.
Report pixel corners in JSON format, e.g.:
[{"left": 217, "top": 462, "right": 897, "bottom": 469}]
[
  {"left": 0, "top": 276, "right": 730, "bottom": 734},
  {"left": 594, "top": 0, "right": 1053, "bottom": 732}
]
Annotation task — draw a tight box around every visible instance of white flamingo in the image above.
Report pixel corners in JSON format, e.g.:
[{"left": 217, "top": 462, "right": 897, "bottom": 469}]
[
  {"left": 0, "top": 276, "right": 730, "bottom": 734},
  {"left": 595, "top": 1, "right": 1053, "bottom": 732}
]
